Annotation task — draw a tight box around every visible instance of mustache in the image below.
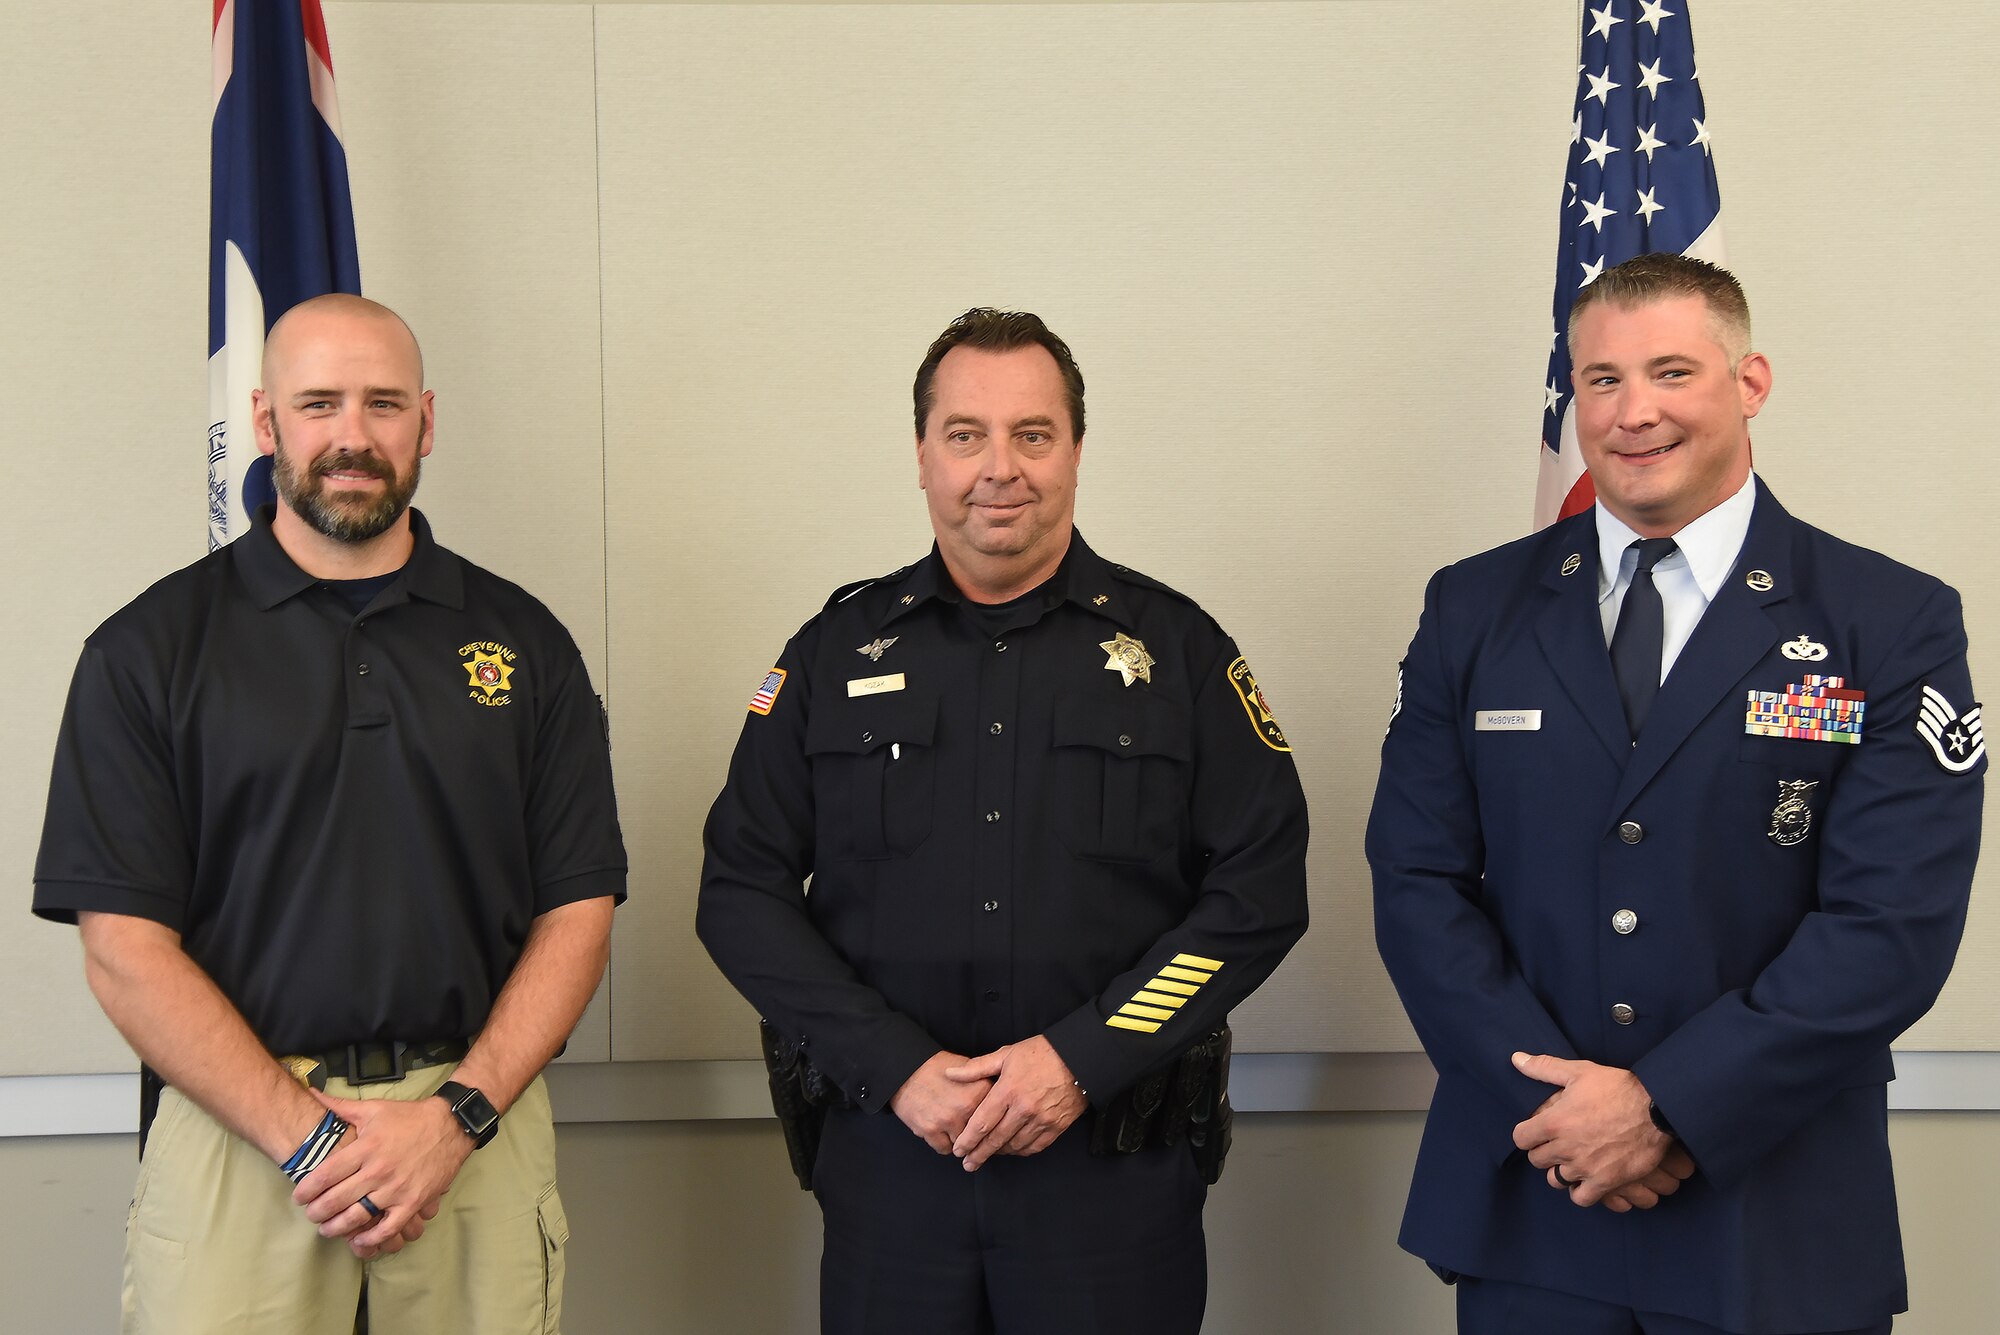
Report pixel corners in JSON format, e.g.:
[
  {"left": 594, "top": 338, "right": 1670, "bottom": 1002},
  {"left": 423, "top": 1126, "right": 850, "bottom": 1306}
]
[{"left": 310, "top": 450, "right": 395, "bottom": 482}]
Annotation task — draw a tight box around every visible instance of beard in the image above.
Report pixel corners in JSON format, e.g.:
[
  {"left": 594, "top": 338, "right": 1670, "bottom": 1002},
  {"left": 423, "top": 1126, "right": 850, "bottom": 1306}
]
[{"left": 270, "top": 420, "right": 422, "bottom": 543}]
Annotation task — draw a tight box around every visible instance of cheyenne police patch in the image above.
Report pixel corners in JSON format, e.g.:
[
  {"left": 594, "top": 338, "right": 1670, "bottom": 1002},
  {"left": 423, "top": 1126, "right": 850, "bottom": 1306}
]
[{"left": 1228, "top": 657, "right": 1289, "bottom": 752}]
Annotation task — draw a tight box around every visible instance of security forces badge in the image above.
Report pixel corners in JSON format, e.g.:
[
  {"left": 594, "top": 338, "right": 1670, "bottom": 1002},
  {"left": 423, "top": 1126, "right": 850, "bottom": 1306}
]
[
  {"left": 1228, "top": 657, "right": 1290, "bottom": 753},
  {"left": 1767, "top": 779, "right": 1818, "bottom": 847},
  {"left": 461, "top": 641, "right": 518, "bottom": 707}
]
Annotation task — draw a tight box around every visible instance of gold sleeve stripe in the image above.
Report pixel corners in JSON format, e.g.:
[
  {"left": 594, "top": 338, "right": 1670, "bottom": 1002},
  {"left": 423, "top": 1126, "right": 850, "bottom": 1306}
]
[
  {"left": 1106, "top": 1015, "right": 1163, "bottom": 1033},
  {"left": 1158, "top": 965, "right": 1213, "bottom": 984},
  {"left": 1118, "top": 1003, "right": 1177, "bottom": 1022},
  {"left": 1146, "top": 978, "right": 1200, "bottom": 996},
  {"left": 1131, "top": 990, "right": 1187, "bottom": 1009},
  {"left": 1171, "top": 953, "right": 1225, "bottom": 971}
]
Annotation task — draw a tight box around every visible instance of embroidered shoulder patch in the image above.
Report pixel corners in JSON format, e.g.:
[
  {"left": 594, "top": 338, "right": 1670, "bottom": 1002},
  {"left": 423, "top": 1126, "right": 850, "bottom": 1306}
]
[
  {"left": 1227, "top": 657, "right": 1289, "bottom": 752},
  {"left": 748, "top": 668, "right": 787, "bottom": 716},
  {"left": 1916, "top": 683, "right": 1984, "bottom": 774}
]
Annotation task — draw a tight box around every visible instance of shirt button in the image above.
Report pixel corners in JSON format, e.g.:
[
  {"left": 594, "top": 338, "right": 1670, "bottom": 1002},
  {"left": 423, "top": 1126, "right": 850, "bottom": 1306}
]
[
  {"left": 994, "top": 641, "right": 1008, "bottom": 653},
  {"left": 1611, "top": 1003, "right": 1636, "bottom": 1025},
  {"left": 1618, "top": 821, "right": 1644, "bottom": 844},
  {"left": 989, "top": 722, "right": 1004, "bottom": 735},
  {"left": 861, "top": 731, "right": 872, "bottom": 743},
  {"left": 356, "top": 663, "right": 371, "bottom": 676},
  {"left": 983, "top": 900, "right": 1000, "bottom": 913},
  {"left": 1118, "top": 734, "right": 1133, "bottom": 747},
  {"left": 985, "top": 810, "right": 1001, "bottom": 823},
  {"left": 856, "top": 1085, "right": 869, "bottom": 1100},
  {"left": 1611, "top": 909, "right": 1639, "bottom": 935}
]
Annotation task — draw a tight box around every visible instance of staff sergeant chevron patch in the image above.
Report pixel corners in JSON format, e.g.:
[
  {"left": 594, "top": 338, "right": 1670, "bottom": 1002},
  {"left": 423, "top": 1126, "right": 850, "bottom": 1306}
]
[{"left": 1916, "top": 683, "right": 1985, "bottom": 774}]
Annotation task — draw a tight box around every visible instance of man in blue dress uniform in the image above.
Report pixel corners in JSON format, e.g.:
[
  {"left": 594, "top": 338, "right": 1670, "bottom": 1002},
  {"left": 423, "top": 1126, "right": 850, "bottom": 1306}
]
[{"left": 1369, "top": 254, "right": 1983, "bottom": 1334}]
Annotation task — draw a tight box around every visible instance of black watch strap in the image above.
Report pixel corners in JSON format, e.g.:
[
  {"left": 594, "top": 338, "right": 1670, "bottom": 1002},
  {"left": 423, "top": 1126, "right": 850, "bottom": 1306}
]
[
  {"left": 435, "top": 1080, "right": 501, "bottom": 1149},
  {"left": 1647, "top": 1098, "right": 1676, "bottom": 1139}
]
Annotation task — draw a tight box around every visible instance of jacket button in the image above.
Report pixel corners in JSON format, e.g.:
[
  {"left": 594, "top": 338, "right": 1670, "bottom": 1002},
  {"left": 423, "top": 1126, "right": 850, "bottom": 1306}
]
[
  {"left": 1611, "top": 909, "right": 1638, "bottom": 935},
  {"left": 1618, "top": 821, "right": 1644, "bottom": 844},
  {"left": 1611, "top": 1003, "right": 1636, "bottom": 1025}
]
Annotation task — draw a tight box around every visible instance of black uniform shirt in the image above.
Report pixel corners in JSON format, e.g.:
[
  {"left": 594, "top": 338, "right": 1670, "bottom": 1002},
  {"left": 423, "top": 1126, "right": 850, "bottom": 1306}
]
[
  {"left": 33, "top": 506, "right": 627, "bottom": 1054},
  {"left": 696, "top": 533, "right": 1309, "bottom": 1112}
]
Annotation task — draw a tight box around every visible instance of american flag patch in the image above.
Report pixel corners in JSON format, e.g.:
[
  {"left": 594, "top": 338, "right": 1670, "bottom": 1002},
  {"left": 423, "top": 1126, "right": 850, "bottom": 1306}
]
[
  {"left": 1745, "top": 674, "right": 1865, "bottom": 744},
  {"left": 748, "top": 668, "right": 787, "bottom": 716}
]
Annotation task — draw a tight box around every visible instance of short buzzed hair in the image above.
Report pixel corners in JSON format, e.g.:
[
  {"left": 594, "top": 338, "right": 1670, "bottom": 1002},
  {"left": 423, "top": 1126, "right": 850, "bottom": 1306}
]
[
  {"left": 1568, "top": 253, "right": 1752, "bottom": 368},
  {"left": 913, "top": 308, "right": 1086, "bottom": 439},
  {"left": 263, "top": 293, "right": 425, "bottom": 388}
]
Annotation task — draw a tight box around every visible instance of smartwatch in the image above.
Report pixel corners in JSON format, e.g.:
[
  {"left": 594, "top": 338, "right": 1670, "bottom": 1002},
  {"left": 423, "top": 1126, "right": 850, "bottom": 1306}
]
[{"left": 435, "top": 1080, "right": 501, "bottom": 1149}]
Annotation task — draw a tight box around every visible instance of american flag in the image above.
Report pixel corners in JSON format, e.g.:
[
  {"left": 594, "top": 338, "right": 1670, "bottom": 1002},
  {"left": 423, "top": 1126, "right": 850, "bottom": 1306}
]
[
  {"left": 1533, "top": 0, "right": 1725, "bottom": 529},
  {"left": 209, "top": 0, "right": 361, "bottom": 550},
  {"left": 749, "top": 669, "right": 788, "bottom": 716}
]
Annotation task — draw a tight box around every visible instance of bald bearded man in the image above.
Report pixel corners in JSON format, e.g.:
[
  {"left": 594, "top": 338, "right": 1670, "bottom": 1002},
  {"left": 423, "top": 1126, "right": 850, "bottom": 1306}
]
[{"left": 33, "top": 296, "right": 626, "bottom": 1335}]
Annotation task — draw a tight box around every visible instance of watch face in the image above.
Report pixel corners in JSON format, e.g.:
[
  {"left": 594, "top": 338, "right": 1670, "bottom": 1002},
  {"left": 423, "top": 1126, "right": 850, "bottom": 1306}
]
[{"left": 439, "top": 1082, "right": 500, "bottom": 1147}]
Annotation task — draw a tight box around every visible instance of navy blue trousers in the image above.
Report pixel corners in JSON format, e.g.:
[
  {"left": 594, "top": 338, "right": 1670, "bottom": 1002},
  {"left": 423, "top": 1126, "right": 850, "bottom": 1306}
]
[{"left": 1457, "top": 1275, "right": 1893, "bottom": 1335}]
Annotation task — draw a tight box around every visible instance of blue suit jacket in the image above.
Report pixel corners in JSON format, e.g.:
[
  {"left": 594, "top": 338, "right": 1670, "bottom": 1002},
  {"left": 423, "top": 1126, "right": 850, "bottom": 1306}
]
[{"left": 1367, "top": 482, "right": 1983, "bottom": 1333}]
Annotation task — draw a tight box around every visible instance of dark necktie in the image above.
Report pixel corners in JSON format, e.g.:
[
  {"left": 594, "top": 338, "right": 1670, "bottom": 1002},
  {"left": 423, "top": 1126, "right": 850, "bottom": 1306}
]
[{"left": 1610, "top": 538, "right": 1678, "bottom": 739}]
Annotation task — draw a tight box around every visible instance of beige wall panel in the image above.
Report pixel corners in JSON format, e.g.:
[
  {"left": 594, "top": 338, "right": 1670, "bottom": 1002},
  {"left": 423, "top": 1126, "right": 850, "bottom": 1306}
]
[
  {"left": 9, "top": 1110, "right": 1999, "bottom": 1332},
  {"left": 0, "top": 5, "right": 210, "bottom": 1075},
  {"left": 326, "top": 3, "right": 614, "bottom": 1057},
  {"left": 1692, "top": 5, "right": 2000, "bottom": 1047}
]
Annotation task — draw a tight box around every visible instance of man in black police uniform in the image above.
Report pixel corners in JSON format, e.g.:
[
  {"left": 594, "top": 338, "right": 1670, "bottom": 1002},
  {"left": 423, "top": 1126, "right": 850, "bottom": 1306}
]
[
  {"left": 1369, "top": 255, "right": 1983, "bottom": 1334},
  {"left": 33, "top": 295, "right": 625, "bottom": 1335},
  {"left": 698, "top": 308, "right": 1309, "bottom": 1334}
]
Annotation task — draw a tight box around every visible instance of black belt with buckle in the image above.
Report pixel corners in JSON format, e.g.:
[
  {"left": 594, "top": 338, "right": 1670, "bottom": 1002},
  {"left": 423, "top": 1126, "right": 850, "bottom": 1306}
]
[{"left": 312, "top": 1039, "right": 469, "bottom": 1086}]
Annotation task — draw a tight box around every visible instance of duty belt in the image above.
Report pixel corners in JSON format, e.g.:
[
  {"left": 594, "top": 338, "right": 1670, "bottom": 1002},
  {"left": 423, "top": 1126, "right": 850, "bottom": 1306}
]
[{"left": 300, "top": 1039, "right": 469, "bottom": 1086}]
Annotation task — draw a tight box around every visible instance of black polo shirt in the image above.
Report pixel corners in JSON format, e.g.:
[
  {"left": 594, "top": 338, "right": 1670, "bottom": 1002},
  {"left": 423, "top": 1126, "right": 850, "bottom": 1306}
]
[
  {"left": 696, "top": 533, "right": 1309, "bottom": 1112},
  {"left": 34, "top": 506, "right": 626, "bottom": 1054}
]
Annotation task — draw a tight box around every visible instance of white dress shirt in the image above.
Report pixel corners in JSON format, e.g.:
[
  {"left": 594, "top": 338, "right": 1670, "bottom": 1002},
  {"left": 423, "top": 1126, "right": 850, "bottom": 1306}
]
[{"left": 1596, "top": 472, "right": 1757, "bottom": 683}]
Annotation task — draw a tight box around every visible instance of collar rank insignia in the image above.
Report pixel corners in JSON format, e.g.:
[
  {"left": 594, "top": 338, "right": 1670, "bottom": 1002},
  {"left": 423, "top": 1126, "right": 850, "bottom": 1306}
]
[
  {"left": 1916, "top": 683, "right": 1985, "bottom": 774},
  {"left": 461, "top": 641, "right": 518, "bottom": 707},
  {"left": 1767, "top": 779, "right": 1819, "bottom": 846},
  {"left": 857, "top": 637, "right": 898, "bottom": 663},
  {"left": 1100, "top": 632, "right": 1155, "bottom": 687},
  {"left": 1228, "top": 657, "right": 1290, "bottom": 752},
  {"left": 1745, "top": 674, "right": 1864, "bottom": 744}
]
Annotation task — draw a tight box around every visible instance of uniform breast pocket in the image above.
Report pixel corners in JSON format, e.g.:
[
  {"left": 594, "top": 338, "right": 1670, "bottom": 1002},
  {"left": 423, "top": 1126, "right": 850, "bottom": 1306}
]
[
  {"left": 805, "top": 691, "right": 939, "bottom": 860},
  {"left": 1052, "top": 694, "right": 1191, "bottom": 864},
  {"left": 1737, "top": 732, "right": 1851, "bottom": 776}
]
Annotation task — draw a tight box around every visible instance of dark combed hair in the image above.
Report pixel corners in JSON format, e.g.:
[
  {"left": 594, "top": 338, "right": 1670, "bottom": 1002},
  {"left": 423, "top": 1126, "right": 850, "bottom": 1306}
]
[
  {"left": 912, "top": 308, "right": 1086, "bottom": 439},
  {"left": 1568, "top": 252, "right": 1752, "bottom": 365}
]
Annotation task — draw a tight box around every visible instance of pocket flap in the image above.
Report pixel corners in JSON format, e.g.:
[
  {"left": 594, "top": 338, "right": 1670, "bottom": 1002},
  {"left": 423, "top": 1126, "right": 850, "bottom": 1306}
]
[
  {"left": 805, "top": 690, "right": 939, "bottom": 757},
  {"left": 1053, "top": 694, "right": 1190, "bottom": 761}
]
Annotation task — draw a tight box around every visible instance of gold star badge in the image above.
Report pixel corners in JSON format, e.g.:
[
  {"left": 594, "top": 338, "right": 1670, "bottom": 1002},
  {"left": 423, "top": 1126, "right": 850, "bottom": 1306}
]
[
  {"left": 464, "top": 649, "right": 515, "bottom": 699},
  {"left": 1100, "top": 632, "right": 1155, "bottom": 687}
]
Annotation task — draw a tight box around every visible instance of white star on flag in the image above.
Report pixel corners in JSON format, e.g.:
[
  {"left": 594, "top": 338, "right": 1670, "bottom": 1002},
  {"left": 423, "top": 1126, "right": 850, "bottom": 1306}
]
[
  {"left": 1638, "top": 0, "right": 1676, "bottom": 33},
  {"left": 1635, "top": 186, "right": 1665, "bottom": 222},
  {"left": 1638, "top": 58, "right": 1673, "bottom": 96},
  {"left": 1690, "top": 116, "right": 1713, "bottom": 154},
  {"left": 1580, "top": 193, "right": 1617, "bottom": 231},
  {"left": 1588, "top": 3, "right": 1624, "bottom": 38},
  {"left": 1635, "top": 123, "right": 1666, "bottom": 160},
  {"left": 1586, "top": 68, "right": 1622, "bottom": 104},
  {"left": 1582, "top": 130, "right": 1620, "bottom": 168}
]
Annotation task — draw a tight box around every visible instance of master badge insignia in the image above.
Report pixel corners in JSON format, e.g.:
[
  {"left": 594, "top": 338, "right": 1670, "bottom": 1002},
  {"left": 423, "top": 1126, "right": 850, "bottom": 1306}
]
[
  {"left": 1916, "top": 683, "right": 1985, "bottom": 774},
  {"left": 460, "top": 641, "right": 519, "bottom": 707},
  {"left": 1781, "top": 635, "right": 1828, "bottom": 662},
  {"left": 1100, "top": 632, "right": 1155, "bottom": 687},
  {"left": 1767, "top": 779, "right": 1818, "bottom": 847},
  {"left": 857, "top": 637, "right": 898, "bottom": 663},
  {"left": 1228, "top": 657, "right": 1290, "bottom": 752}
]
